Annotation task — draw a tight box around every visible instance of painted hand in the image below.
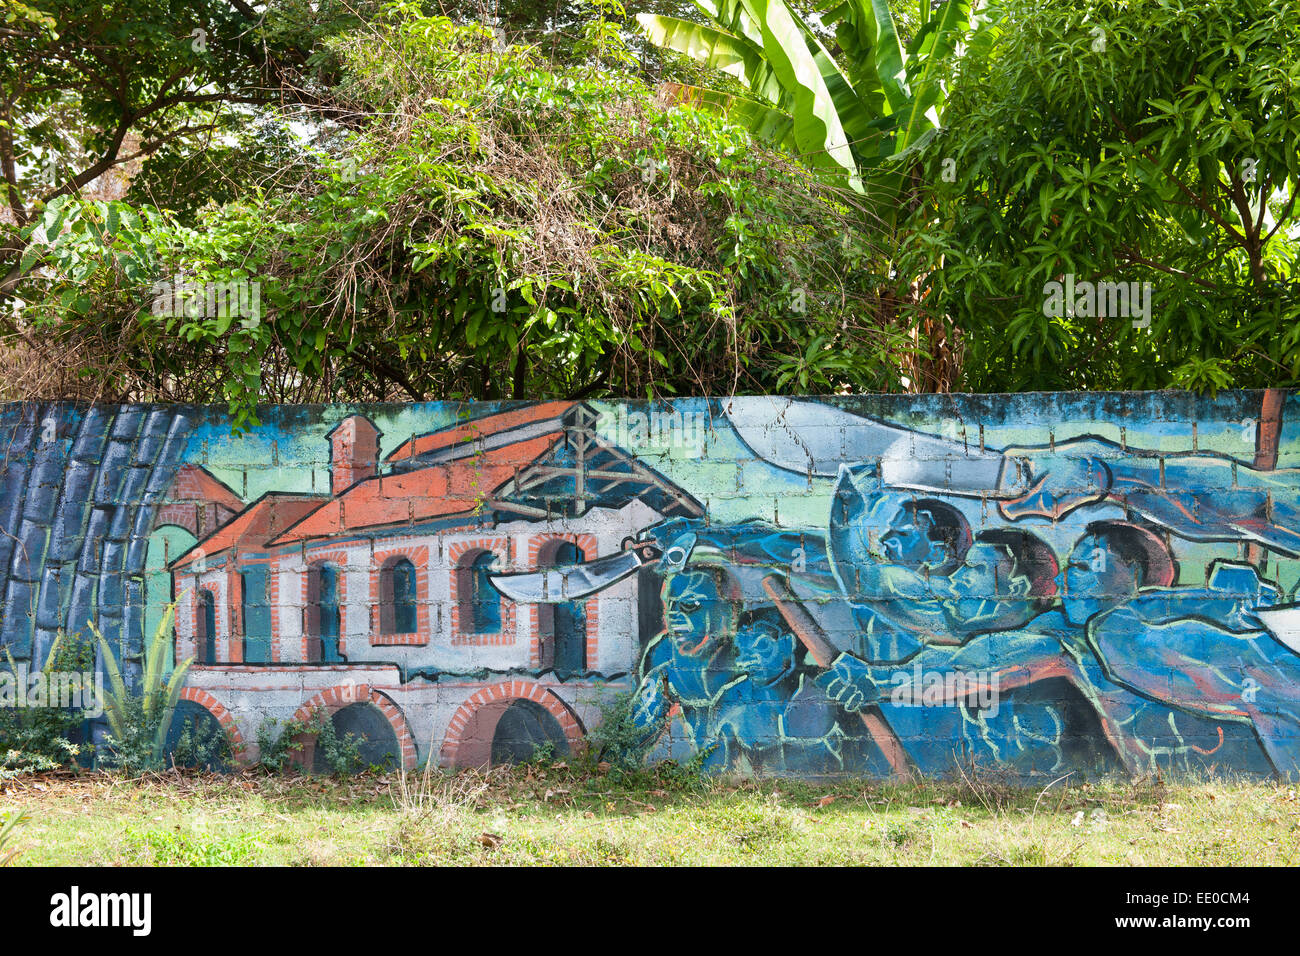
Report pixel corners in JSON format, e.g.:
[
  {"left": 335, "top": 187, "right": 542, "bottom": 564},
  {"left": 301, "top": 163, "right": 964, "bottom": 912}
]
[
  {"left": 636, "top": 517, "right": 702, "bottom": 572},
  {"left": 1210, "top": 563, "right": 1282, "bottom": 630},
  {"left": 816, "top": 654, "right": 877, "bottom": 713},
  {"left": 630, "top": 673, "right": 669, "bottom": 731}
]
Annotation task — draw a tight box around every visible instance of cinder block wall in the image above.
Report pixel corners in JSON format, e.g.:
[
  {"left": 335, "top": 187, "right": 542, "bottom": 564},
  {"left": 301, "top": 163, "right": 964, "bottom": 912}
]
[{"left": 1, "top": 392, "right": 1297, "bottom": 780}]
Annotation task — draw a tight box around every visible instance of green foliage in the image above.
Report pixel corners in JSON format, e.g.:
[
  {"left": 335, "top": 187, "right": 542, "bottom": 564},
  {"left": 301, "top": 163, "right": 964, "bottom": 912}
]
[
  {"left": 582, "top": 685, "right": 716, "bottom": 789},
  {"left": 257, "top": 707, "right": 364, "bottom": 777},
  {"left": 90, "top": 601, "right": 194, "bottom": 775},
  {"left": 167, "top": 713, "right": 234, "bottom": 772},
  {"left": 0, "top": 0, "right": 377, "bottom": 230},
  {"left": 898, "top": 0, "right": 1300, "bottom": 391},
  {"left": 0, "top": 630, "right": 94, "bottom": 778},
  {"left": 585, "top": 687, "right": 656, "bottom": 771},
  {"left": 0, "top": 807, "right": 31, "bottom": 866},
  {"left": 528, "top": 741, "right": 560, "bottom": 765},
  {"left": 637, "top": 0, "right": 980, "bottom": 204},
  {"left": 122, "top": 825, "right": 259, "bottom": 865},
  {"left": 8, "top": 4, "right": 905, "bottom": 423}
]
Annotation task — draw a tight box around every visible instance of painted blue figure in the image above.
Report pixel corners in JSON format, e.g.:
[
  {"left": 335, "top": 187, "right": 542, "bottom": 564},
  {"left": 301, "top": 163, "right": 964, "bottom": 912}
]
[
  {"left": 728, "top": 398, "right": 1300, "bottom": 557},
  {"left": 828, "top": 471, "right": 974, "bottom": 659},
  {"left": 818, "top": 528, "right": 1087, "bottom": 775},
  {"left": 1085, "top": 561, "right": 1300, "bottom": 777},
  {"left": 703, "top": 617, "right": 888, "bottom": 777},
  {"left": 630, "top": 564, "right": 744, "bottom": 765},
  {"left": 644, "top": 494, "right": 974, "bottom": 664},
  {"left": 628, "top": 527, "right": 889, "bottom": 776},
  {"left": 818, "top": 523, "right": 1278, "bottom": 776}
]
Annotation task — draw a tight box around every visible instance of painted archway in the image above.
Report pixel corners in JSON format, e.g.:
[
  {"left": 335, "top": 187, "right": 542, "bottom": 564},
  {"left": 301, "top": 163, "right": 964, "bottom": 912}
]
[
  {"left": 290, "top": 684, "right": 418, "bottom": 770},
  {"left": 176, "top": 688, "right": 250, "bottom": 764},
  {"left": 440, "top": 680, "right": 586, "bottom": 769}
]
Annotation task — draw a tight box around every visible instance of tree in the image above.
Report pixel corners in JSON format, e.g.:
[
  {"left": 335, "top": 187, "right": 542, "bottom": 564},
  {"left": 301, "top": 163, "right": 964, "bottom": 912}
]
[
  {"left": 0, "top": 0, "right": 380, "bottom": 295},
  {"left": 7, "top": 2, "right": 908, "bottom": 424},
  {"left": 898, "top": 0, "right": 1300, "bottom": 392}
]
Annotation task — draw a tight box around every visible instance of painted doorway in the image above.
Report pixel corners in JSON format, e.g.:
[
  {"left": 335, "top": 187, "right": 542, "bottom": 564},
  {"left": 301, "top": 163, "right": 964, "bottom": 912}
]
[
  {"left": 306, "top": 563, "right": 342, "bottom": 663},
  {"left": 197, "top": 591, "right": 216, "bottom": 664},
  {"left": 490, "top": 698, "right": 571, "bottom": 764},
  {"left": 538, "top": 540, "right": 587, "bottom": 678}
]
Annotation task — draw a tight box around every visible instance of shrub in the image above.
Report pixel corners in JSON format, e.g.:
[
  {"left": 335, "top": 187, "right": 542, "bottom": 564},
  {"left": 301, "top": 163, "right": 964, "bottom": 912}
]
[
  {"left": 0, "top": 631, "right": 95, "bottom": 778},
  {"left": 257, "top": 707, "right": 364, "bottom": 777},
  {"left": 90, "top": 601, "right": 194, "bottom": 775}
]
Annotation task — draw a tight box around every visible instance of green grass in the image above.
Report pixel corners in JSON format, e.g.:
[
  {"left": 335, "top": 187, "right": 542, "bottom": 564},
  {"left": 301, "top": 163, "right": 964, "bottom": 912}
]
[{"left": 2, "top": 762, "right": 1298, "bottom": 866}]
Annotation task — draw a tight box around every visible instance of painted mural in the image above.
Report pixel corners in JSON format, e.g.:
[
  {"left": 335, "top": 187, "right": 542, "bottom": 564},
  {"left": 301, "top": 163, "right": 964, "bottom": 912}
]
[{"left": 2, "top": 392, "right": 1299, "bottom": 780}]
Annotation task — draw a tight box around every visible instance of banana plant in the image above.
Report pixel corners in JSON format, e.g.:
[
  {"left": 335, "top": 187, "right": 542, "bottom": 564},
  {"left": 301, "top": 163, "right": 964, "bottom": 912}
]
[
  {"left": 638, "top": 0, "right": 983, "bottom": 209},
  {"left": 88, "top": 601, "right": 194, "bottom": 769}
]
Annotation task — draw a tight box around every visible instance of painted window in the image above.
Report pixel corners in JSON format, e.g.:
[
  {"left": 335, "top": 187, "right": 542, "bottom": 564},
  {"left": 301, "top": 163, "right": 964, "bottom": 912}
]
[
  {"left": 381, "top": 557, "right": 418, "bottom": 635},
  {"left": 457, "top": 550, "right": 502, "bottom": 634},
  {"left": 306, "top": 562, "right": 342, "bottom": 662},
  {"left": 241, "top": 567, "right": 271, "bottom": 663},
  {"left": 471, "top": 552, "right": 502, "bottom": 633},
  {"left": 538, "top": 540, "right": 587, "bottom": 677},
  {"left": 197, "top": 590, "right": 216, "bottom": 664}
]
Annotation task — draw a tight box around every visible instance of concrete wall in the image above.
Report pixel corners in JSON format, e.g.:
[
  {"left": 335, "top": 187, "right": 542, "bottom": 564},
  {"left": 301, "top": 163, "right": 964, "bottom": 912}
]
[{"left": 2, "top": 393, "right": 1299, "bottom": 781}]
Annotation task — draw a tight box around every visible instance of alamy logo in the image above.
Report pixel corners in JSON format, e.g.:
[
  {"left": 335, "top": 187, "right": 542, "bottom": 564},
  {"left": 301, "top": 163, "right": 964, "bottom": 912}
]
[
  {"left": 1042, "top": 274, "right": 1152, "bottom": 329},
  {"left": 0, "top": 665, "right": 103, "bottom": 718},
  {"left": 151, "top": 274, "right": 261, "bottom": 322},
  {"left": 598, "top": 406, "right": 707, "bottom": 453},
  {"left": 50, "top": 887, "right": 151, "bottom": 936},
  {"left": 889, "top": 662, "right": 1000, "bottom": 716}
]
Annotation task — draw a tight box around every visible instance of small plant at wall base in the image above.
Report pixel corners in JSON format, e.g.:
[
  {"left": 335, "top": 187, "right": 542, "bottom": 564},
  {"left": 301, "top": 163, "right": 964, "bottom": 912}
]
[
  {"left": 167, "top": 714, "right": 234, "bottom": 772},
  {"left": 1, "top": 631, "right": 95, "bottom": 778},
  {"left": 582, "top": 688, "right": 716, "bottom": 790},
  {"left": 584, "top": 689, "right": 653, "bottom": 771},
  {"left": 89, "top": 601, "right": 194, "bottom": 776},
  {"left": 256, "top": 707, "right": 365, "bottom": 777}
]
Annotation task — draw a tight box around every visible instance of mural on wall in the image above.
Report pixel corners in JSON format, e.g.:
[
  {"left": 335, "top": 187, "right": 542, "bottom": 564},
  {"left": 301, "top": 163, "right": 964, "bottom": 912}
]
[{"left": 2, "top": 392, "right": 1299, "bottom": 780}]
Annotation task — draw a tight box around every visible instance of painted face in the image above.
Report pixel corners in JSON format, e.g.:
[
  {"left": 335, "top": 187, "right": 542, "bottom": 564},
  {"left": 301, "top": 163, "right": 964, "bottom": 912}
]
[
  {"left": 881, "top": 507, "right": 941, "bottom": 567},
  {"left": 829, "top": 464, "right": 913, "bottom": 599},
  {"left": 733, "top": 623, "right": 797, "bottom": 685},
  {"left": 1063, "top": 534, "right": 1137, "bottom": 626},
  {"left": 662, "top": 568, "right": 736, "bottom": 657},
  {"left": 942, "top": 542, "right": 1033, "bottom": 629}
]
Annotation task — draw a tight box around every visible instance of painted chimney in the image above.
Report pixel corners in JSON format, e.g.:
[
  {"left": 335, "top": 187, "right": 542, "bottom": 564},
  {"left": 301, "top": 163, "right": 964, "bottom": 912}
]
[{"left": 326, "top": 415, "right": 382, "bottom": 495}]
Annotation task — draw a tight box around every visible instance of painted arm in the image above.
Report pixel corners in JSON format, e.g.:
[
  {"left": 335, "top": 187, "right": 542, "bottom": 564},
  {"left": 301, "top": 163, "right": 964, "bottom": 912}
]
[
  {"left": 853, "top": 566, "right": 955, "bottom": 636},
  {"left": 1086, "top": 605, "right": 1287, "bottom": 722},
  {"left": 1084, "top": 583, "right": 1300, "bottom": 776},
  {"left": 816, "top": 629, "right": 1072, "bottom": 713},
  {"left": 628, "top": 639, "right": 674, "bottom": 748},
  {"left": 1112, "top": 456, "right": 1300, "bottom": 556}
]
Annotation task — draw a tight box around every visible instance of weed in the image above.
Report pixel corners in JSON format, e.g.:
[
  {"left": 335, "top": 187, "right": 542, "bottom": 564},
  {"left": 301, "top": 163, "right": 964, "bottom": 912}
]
[
  {"left": 168, "top": 714, "right": 233, "bottom": 771},
  {"left": 0, "top": 807, "right": 31, "bottom": 865},
  {"left": 123, "top": 826, "right": 258, "bottom": 866},
  {"left": 583, "top": 688, "right": 653, "bottom": 771},
  {"left": 0, "top": 631, "right": 95, "bottom": 777},
  {"left": 884, "top": 822, "right": 913, "bottom": 847},
  {"left": 257, "top": 707, "right": 364, "bottom": 776}
]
